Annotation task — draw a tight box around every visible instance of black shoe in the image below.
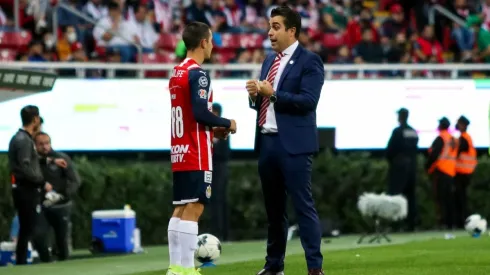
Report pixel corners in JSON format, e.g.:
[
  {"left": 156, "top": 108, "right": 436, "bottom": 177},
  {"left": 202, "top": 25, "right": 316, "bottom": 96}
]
[{"left": 257, "top": 269, "right": 285, "bottom": 275}]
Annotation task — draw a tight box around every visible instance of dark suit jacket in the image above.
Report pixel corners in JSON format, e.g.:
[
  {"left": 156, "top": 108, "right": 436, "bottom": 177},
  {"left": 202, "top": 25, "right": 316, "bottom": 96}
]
[{"left": 249, "top": 45, "right": 324, "bottom": 155}]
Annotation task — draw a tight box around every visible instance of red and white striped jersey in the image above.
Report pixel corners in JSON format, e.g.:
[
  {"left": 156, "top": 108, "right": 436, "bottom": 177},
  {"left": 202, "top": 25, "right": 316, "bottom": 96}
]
[{"left": 169, "top": 58, "right": 214, "bottom": 171}]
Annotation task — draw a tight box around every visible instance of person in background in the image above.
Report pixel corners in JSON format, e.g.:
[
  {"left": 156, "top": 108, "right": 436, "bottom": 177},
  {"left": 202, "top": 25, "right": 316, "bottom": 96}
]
[
  {"left": 426, "top": 117, "right": 457, "bottom": 235},
  {"left": 93, "top": 1, "right": 134, "bottom": 63},
  {"left": 454, "top": 116, "right": 477, "bottom": 228},
  {"left": 386, "top": 108, "right": 419, "bottom": 232},
  {"left": 210, "top": 103, "right": 230, "bottom": 242},
  {"left": 27, "top": 40, "right": 47, "bottom": 62},
  {"left": 57, "top": 25, "right": 79, "bottom": 62},
  {"left": 127, "top": 5, "right": 159, "bottom": 53},
  {"left": 466, "top": 15, "right": 490, "bottom": 63},
  {"left": 414, "top": 25, "right": 444, "bottom": 64},
  {"left": 34, "top": 132, "right": 81, "bottom": 261}
]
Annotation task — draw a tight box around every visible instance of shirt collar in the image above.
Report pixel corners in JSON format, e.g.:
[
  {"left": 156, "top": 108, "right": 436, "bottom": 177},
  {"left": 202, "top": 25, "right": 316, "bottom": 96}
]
[{"left": 281, "top": 40, "right": 299, "bottom": 56}]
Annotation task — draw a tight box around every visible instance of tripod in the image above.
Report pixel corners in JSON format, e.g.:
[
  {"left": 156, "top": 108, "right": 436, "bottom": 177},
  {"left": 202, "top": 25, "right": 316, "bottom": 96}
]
[{"left": 357, "top": 217, "right": 392, "bottom": 244}]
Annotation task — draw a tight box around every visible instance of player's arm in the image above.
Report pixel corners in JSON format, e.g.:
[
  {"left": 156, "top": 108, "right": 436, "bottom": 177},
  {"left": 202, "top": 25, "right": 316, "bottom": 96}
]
[
  {"left": 274, "top": 54, "right": 324, "bottom": 112},
  {"left": 189, "top": 69, "right": 231, "bottom": 128}
]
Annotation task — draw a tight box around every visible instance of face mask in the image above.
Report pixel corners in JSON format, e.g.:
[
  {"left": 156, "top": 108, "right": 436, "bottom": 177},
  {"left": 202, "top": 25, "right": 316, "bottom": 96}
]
[
  {"left": 44, "top": 38, "right": 54, "bottom": 49},
  {"left": 67, "top": 32, "right": 77, "bottom": 43}
]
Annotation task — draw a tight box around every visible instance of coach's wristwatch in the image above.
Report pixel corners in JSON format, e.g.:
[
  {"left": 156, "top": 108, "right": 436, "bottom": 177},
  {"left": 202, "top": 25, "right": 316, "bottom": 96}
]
[{"left": 269, "top": 92, "right": 277, "bottom": 103}]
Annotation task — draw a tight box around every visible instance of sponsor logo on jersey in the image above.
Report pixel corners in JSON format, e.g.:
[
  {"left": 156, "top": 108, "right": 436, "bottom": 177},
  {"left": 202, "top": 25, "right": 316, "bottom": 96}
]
[
  {"left": 198, "top": 76, "right": 208, "bottom": 87},
  {"left": 199, "top": 89, "right": 207, "bottom": 99},
  {"left": 171, "top": 144, "right": 189, "bottom": 163}
]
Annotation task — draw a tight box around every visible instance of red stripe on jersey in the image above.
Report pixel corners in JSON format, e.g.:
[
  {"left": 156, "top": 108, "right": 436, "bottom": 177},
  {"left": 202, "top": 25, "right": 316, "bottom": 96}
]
[{"left": 169, "top": 58, "right": 213, "bottom": 172}]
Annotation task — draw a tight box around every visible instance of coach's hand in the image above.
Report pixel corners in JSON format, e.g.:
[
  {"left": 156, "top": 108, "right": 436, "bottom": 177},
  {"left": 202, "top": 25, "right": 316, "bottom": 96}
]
[
  {"left": 246, "top": 79, "right": 259, "bottom": 100},
  {"left": 229, "top": 119, "right": 237, "bottom": 134},
  {"left": 257, "top": 80, "right": 274, "bottom": 97},
  {"left": 54, "top": 158, "right": 68, "bottom": 168}
]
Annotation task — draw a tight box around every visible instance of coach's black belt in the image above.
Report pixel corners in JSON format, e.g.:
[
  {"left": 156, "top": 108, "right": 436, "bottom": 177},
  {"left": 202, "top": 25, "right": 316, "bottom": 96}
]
[{"left": 261, "top": 132, "right": 278, "bottom": 136}]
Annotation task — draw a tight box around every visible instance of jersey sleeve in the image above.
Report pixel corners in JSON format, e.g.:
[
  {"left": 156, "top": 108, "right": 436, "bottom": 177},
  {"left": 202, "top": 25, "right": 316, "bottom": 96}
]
[{"left": 188, "top": 69, "right": 231, "bottom": 128}]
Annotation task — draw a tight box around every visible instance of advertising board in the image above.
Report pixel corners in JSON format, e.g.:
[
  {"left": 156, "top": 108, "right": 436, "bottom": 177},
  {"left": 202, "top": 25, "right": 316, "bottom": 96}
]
[{"left": 0, "top": 79, "right": 488, "bottom": 151}]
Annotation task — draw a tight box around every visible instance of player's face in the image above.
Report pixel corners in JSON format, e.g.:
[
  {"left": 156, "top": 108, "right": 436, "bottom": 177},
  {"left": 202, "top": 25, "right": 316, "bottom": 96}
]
[
  {"left": 268, "top": 16, "right": 295, "bottom": 52},
  {"left": 35, "top": 134, "right": 52, "bottom": 155},
  {"left": 203, "top": 29, "right": 214, "bottom": 59}
]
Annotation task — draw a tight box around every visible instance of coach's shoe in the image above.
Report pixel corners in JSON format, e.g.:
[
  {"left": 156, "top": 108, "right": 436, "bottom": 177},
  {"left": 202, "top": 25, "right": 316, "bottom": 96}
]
[
  {"left": 166, "top": 265, "right": 184, "bottom": 275},
  {"left": 308, "top": 268, "right": 324, "bottom": 275},
  {"left": 257, "top": 269, "right": 285, "bottom": 275}
]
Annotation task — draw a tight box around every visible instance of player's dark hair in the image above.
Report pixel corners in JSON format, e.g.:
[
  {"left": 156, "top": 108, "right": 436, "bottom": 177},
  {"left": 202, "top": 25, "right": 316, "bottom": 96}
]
[
  {"left": 270, "top": 5, "right": 302, "bottom": 39},
  {"left": 182, "top": 22, "right": 211, "bottom": 51},
  {"left": 20, "top": 105, "right": 40, "bottom": 126},
  {"left": 34, "top": 131, "right": 50, "bottom": 141}
]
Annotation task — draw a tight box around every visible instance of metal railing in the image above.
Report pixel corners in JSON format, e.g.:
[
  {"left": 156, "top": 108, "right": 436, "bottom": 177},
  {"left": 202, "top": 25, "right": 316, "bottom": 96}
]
[
  {"left": 2, "top": 62, "right": 490, "bottom": 79},
  {"left": 429, "top": 4, "right": 466, "bottom": 26}
]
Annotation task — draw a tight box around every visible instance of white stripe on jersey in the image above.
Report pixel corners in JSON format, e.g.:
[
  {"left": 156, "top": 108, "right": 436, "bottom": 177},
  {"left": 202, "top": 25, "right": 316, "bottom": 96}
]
[
  {"left": 179, "top": 58, "right": 192, "bottom": 67},
  {"left": 196, "top": 122, "right": 202, "bottom": 170},
  {"left": 187, "top": 64, "right": 200, "bottom": 70},
  {"left": 205, "top": 128, "right": 212, "bottom": 170}
]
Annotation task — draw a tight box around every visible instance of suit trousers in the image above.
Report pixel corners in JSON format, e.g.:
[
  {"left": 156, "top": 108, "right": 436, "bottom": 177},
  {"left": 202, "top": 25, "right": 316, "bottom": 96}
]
[
  {"left": 454, "top": 173, "right": 471, "bottom": 228},
  {"left": 12, "top": 186, "right": 51, "bottom": 264},
  {"left": 258, "top": 134, "right": 322, "bottom": 271}
]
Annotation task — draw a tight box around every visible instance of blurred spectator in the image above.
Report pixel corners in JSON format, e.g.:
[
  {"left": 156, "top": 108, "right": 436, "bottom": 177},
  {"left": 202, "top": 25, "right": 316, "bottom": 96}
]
[
  {"left": 467, "top": 15, "right": 490, "bottom": 63},
  {"left": 414, "top": 25, "right": 444, "bottom": 63},
  {"left": 223, "top": 0, "right": 245, "bottom": 33},
  {"left": 43, "top": 31, "right": 58, "bottom": 61},
  {"left": 346, "top": 7, "right": 380, "bottom": 48},
  {"left": 352, "top": 28, "right": 383, "bottom": 64},
  {"left": 334, "top": 45, "right": 353, "bottom": 64},
  {"left": 28, "top": 40, "right": 47, "bottom": 62},
  {"left": 185, "top": 0, "right": 211, "bottom": 26},
  {"left": 450, "top": 0, "right": 475, "bottom": 61},
  {"left": 127, "top": 5, "right": 159, "bottom": 53},
  {"left": 209, "top": 0, "right": 229, "bottom": 32},
  {"left": 380, "top": 4, "right": 413, "bottom": 40},
  {"left": 93, "top": 1, "right": 134, "bottom": 62},
  {"left": 321, "top": 0, "right": 348, "bottom": 31},
  {"left": 57, "top": 25, "right": 79, "bottom": 61},
  {"left": 230, "top": 49, "right": 252, "bottom": 78},
  {"left": 83, "top": 0, "right": 108, "bottom": 22},
  {"left": 58, "top": 42, "right": 88, "bottom": 77}
]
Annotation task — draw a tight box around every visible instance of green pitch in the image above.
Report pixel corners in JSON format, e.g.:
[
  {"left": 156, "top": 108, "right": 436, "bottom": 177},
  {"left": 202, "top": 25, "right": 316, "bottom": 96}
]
[{"left": 1, "top": 231, "right": 489, "bottom": 275}]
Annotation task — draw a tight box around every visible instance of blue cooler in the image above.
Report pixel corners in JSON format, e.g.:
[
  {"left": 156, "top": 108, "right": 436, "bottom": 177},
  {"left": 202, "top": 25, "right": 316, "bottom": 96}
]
[
  {"left": 91, "top": 209, "right": 136, "bottom": 253},
  {"left": 0, "top": 242, "right": 33, "bottom": 266}
]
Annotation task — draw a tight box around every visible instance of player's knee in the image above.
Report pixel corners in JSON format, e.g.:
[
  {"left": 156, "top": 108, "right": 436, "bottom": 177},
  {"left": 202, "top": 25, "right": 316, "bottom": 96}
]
[{"left": 181, "top": 202, "right": 204, "bottom": 221}]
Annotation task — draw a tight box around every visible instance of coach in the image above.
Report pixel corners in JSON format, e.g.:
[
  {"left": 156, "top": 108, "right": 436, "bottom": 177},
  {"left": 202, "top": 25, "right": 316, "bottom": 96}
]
[{"left": 245, "top": 5, "right": 324, "bottom": 275}]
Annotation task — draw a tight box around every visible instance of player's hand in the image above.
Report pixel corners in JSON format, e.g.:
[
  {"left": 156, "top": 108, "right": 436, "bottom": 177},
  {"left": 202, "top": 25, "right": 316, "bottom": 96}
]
[
  {"left": 257, "top": 80, "right": 274, "bottom": 97},
  {"left": 213, "top": 127, "right": 229, "bottom": 140},
  {"left": 246, "top": 79, "right": 259, "bottom": 99},
  {"left": 45, "top": 182, "right": 53, "bottom": 192},
  {"left": 228, "top": 119, "right": 237, "bottom": 134},
  {"left": 54, "top": 158, "right": 68, "bottom": 168}
]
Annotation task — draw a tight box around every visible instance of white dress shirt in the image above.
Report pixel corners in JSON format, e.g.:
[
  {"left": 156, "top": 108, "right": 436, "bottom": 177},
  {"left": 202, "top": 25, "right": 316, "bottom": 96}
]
[
  {"left": 126, "top": 19, "right": 159, "bottom": 49},
  {"left": 261, "top": 40, "right": 299, "bottom": 133},
  {"left": 93, "top": 17, "right": 132, "bottom": 47}
]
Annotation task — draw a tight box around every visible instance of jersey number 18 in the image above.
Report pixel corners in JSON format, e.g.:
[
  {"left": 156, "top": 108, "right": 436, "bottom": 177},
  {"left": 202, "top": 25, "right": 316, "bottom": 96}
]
[{"left": 171, "top": 106, "right": 184, "bottom": 138}]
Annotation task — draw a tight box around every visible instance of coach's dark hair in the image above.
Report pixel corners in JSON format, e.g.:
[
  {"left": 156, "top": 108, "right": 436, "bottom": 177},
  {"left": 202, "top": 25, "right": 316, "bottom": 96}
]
[
  {"left": 20, "top": 105, "right": 40, "bottom": 126},
  {"left": 34, "top": 131, "right": 50, "bottom": 141},
  {"left": 270, "top": 5, "right": 302, "bottom": 39},
  {"left": 182, "top": 22, "right": 211, "bottom": 51}
]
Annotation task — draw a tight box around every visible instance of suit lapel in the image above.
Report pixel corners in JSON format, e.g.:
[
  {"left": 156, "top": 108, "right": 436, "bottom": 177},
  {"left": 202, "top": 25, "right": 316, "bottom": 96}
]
[
  {"left": 277, "top": 46, "right": 303, "bottom": 90},
  {"left": 261, "top": 55, "right": 275, "bottom": 81}
]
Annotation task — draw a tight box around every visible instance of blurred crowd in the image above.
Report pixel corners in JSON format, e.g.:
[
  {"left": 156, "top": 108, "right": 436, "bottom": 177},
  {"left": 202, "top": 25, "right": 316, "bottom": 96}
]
[{"left": 0, "top": 0, "right": 490, "bottom": 76}]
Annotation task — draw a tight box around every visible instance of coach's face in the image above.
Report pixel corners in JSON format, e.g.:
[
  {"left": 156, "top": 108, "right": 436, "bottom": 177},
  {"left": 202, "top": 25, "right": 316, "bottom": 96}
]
[
  {"left": 35, "top": 134, "right": 52, "bottom": 156},
  {"left": 268, "top": 15, "right": 295, "bottom": 52}
]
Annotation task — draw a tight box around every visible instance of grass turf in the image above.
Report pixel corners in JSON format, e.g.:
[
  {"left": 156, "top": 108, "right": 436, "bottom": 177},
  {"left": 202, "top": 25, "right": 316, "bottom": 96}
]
[{"left": 1, "top": 231, "right": 488, "bottom": 275}]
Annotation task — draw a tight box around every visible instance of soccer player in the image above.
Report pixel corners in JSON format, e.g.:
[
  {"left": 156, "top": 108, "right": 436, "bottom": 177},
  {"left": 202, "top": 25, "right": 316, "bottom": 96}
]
[{"left": 166, "top": 22, "right": 237, "bottom": 275}]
